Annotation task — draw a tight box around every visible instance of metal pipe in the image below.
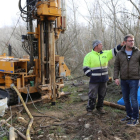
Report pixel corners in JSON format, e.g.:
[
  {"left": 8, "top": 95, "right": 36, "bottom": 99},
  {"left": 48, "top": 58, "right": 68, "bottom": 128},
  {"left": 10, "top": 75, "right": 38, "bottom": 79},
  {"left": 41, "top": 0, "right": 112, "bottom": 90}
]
[
  {"left": 40, "top": 22, "right": 45, "bottom": 85},
  {"left": 10, "top": 84, "right": 33, "bottom": 140},
  {"left": 8, "top": 44, "right": 12, "bottom": 56},
  {"left": 49, "top": 22, "right": 56, "bottom": 105},
  {"left": 38, "top": 24, "right": 41, "bottom": 82},
  {"left": 27, "top": 2, "right": 34, "bottom": 68},
  {"left": 45, "top": 19, "right": 49, "bottom": 84}
]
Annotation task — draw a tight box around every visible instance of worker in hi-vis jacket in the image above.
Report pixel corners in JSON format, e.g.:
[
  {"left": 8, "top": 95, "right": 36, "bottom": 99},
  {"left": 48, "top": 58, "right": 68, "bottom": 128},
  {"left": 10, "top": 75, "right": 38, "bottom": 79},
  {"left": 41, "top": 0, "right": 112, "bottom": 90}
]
[{"left": 83, "top": 40, "right": 123, "bottom": 114}]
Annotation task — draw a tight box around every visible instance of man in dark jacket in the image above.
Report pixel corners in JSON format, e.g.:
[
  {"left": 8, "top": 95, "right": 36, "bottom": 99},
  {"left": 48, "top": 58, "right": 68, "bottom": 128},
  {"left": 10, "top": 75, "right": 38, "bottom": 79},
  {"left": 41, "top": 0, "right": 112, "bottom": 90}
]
[{"left": 114, "top": 34, "right": 140, "bottom": 126}]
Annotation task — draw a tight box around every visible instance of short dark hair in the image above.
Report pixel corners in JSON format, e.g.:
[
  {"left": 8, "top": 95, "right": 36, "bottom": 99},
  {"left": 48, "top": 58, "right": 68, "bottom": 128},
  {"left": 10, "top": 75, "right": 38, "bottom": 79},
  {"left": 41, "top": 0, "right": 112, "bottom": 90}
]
[{"left": 124, "top": 34, "right": 134, "bottom": 41}]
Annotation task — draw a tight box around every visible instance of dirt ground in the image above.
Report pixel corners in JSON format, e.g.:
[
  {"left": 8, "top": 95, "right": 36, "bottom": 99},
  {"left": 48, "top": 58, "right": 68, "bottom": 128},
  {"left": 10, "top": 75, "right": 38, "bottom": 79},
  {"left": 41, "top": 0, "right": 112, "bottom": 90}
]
[{"left": 1, "top": 80, "right": 140, "bottom": 140}]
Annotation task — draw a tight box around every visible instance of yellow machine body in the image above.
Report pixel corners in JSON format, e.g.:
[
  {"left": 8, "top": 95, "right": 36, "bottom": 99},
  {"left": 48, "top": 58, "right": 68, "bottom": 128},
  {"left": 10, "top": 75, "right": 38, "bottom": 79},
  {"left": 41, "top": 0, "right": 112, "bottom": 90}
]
[
  {"left": 0, "top": 0, "right": 70, "bottom": 105},
  {"left": 0, "top": 56, "right": 70, "bottom": 91},
  {"left": 37, "top": 1, "right": 61, "bottom": 18}
]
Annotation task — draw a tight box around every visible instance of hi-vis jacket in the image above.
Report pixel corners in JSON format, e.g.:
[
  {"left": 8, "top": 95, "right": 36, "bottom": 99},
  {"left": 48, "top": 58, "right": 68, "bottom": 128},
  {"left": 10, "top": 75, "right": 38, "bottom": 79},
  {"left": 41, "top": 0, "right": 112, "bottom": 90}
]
[{"left": 83, "top": 45, "right": 122, "bottom": 83}]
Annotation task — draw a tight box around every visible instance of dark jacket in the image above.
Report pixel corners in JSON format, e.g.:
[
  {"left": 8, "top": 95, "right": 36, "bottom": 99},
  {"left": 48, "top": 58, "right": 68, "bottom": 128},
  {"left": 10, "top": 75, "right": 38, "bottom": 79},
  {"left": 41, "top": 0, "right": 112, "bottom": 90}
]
[{"left": 114, "top": 46, "right": 140, "bottom": 80}]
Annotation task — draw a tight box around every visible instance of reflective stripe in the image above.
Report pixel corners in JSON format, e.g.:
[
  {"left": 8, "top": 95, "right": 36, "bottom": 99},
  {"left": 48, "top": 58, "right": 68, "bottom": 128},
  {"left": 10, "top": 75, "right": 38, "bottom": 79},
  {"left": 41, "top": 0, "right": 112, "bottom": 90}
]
[
  {"left": 92, "top": 72, "right": 108, "bottom": 76},
  {"left": 102, "top": 72, "right": 108, "bottom": 75},
  {"left": 83, "top": 66, "right": 108, "bottom": 70},
  {"left": 112, "top": 48, "right": 115, "bottom": 57},
  {"left": 83, "top": 66, "right": 90, "bottom": 69},
  {"left": 91, "top": 66, "right": 107, "bottom": 70},
  {"left": 85, "top": 70, "right": 91, "bottom": 75}
]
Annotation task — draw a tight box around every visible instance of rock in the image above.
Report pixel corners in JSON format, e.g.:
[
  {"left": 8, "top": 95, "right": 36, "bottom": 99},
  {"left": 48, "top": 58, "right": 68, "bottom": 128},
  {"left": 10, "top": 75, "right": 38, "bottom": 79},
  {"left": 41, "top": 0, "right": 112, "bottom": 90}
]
[
  {"left": 79, "top": 94, "right": 88, "bottom": 101},
  {"left": 48, "top": 133, "right": 55, "bottom": 137},
  {"left": 78, "top": 119, "right": 82, "bottom": 122},
  {"left": 77, "top": 88, "right": 84, "bottom": 92},
  {"left": 98, "top": 130, "right": 102, "bottom": 134},
  {"left": 38, "top": 135, "right": 44, "bottom": 138},
  {"left": 84, "top": 123, "right": 90, "bottom": 129},
  {"left": 55, "top": 135, "right": 67, "bottom": 139},
  {"left": 61, "top": 136, "right": 67, "bottom": 138},
  {"left": 98, "top": 130, "right": 103, "bottom": 140},
  {"left": 114, "top": 137, "right": 121, "bottom": 140},
  {"left": 36, "top": 129, "right": 42, "bottom": 132},
  {"left": 41, "top": 131, "right": 44, "bottom": 134},
  {"left": 83, "top": 138, "right": 90, "bottom": 140}
]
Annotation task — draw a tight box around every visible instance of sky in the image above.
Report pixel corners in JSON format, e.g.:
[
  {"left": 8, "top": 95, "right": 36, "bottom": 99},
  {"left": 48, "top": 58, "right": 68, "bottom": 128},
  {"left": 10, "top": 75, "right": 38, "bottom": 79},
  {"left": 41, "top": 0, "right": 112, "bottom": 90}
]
[
  {"left": 0, "top": 0, "right": 134, "bottom": 28},
  {"left": 0, "top": 0, "right": 21, "bottom": 28}
]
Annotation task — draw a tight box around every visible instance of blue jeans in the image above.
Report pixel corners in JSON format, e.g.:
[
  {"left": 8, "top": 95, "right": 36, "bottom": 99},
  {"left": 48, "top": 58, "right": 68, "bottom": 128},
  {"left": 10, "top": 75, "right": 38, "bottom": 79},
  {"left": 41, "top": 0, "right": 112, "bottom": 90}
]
[{"left": 121, "top": 80, "right": 139, "bottom": 119}]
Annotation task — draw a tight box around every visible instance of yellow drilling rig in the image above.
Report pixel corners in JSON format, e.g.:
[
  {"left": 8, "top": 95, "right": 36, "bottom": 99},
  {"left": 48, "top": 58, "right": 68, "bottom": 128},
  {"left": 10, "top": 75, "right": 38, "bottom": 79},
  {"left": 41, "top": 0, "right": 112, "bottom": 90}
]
[{"left": 0, "top": 0, "right": 70, "bottom": 105}]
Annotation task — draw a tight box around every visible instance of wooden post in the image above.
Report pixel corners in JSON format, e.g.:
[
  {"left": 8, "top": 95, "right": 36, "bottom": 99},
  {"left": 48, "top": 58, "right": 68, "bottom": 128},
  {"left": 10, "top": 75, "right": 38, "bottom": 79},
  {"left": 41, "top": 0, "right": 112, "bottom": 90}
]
[{"left": 9, "top": 127, "right": 15, "bottom": 140}]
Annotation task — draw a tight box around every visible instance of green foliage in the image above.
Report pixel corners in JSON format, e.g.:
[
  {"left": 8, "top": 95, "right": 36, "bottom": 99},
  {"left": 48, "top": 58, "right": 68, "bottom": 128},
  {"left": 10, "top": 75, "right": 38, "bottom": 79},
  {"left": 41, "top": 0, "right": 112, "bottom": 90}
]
[
  {"left": 62, "top": 85, "right": 69, "bottom": 92},
  {"left": 112, "top": 108, "right": 125, "bottom": 114},
  {"left": 37, "top": 130, "right": 43, "bottom": 135},
  {"left": 123, "top": 132, "right": 131, "bottom": 139},
  {"left": 56, "top": 126, "right": 65, "bottom": 134},
  {"left": 2, "top": 136, "right": 8, "bottom": 140}
]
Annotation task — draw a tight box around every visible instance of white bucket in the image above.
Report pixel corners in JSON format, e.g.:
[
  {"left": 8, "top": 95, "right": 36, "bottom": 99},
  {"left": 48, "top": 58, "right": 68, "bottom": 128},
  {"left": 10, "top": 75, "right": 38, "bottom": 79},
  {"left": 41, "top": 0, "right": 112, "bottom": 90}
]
[{"left": 0, "top": 98, "right": 8, "bottom": 116}]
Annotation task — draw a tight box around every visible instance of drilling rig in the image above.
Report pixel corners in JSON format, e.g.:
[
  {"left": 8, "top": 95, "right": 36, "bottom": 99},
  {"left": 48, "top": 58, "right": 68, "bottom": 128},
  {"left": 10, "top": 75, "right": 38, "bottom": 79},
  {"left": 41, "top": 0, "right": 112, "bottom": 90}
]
[{"left": 0, "top": 0, "right": 70, "bottom": 105}]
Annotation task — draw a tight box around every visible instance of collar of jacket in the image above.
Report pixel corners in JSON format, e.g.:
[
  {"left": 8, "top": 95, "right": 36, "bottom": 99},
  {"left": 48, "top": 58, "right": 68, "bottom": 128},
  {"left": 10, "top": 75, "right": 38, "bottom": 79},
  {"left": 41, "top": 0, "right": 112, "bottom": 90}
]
[
  {"left": 121, "top": 45, "right": 138, "bottom": 52},
  {"left": 92, "top": 49, "right": 103, "bottom": 54}
]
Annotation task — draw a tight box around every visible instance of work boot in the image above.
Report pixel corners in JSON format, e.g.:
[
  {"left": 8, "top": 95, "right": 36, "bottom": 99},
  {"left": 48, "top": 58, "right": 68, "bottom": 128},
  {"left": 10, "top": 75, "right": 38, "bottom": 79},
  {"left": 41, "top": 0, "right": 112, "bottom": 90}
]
[
  {"left": 96, "top": 108, "right": 105, "bottom": 114},
  {"left": 86, "top": 98, "right": 96, "bottom": 111}
]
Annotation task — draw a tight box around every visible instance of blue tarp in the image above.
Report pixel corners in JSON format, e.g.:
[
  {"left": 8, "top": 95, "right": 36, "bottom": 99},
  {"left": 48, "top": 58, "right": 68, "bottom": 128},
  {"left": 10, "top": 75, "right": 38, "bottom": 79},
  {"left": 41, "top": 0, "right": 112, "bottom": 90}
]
[{"left": 117, "top": 87, "right": 140, "bottom": 106}]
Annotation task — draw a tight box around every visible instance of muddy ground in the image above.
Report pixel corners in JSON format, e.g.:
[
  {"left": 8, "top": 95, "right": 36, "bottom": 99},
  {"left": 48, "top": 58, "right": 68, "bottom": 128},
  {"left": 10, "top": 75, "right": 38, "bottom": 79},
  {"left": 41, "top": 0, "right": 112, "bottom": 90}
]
[{"left": 1, "top": 80, "right": 140, "bottom": 140}]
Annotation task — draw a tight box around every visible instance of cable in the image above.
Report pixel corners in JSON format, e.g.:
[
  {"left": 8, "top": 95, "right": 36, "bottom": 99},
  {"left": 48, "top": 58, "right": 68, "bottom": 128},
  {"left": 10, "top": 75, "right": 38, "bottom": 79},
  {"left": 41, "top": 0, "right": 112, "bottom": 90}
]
[
  {"left": 19, "top": 0, "right": 37, "bottom": 14},
  {"left": 19, "top": 0, "right": 38, "bottom": 22},
  {"left": 19, "top": 0, "right": 50, "bottom": 22},
  {"left": 26, "top": 86, "right": 61, "bottom": 121},
  {"left": 26, "top": 86, "right": 45, "bottom": 114}
]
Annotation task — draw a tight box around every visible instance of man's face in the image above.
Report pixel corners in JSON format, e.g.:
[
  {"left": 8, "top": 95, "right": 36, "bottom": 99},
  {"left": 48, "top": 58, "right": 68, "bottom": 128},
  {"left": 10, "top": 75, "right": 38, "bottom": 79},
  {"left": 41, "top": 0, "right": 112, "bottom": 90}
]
[
  {"left": 97, "top": 43, "right": 103, "bottom": 52},
  {"left": 125, "top": 37, "right": 134, "bottom": 49}
]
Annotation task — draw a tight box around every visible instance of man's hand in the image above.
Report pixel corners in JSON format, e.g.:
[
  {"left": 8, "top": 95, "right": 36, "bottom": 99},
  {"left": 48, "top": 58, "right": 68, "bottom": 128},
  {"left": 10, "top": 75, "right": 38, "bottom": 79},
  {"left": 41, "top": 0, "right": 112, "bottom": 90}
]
[
  {"left": 115, "top": 79, "right": 120, "bottom": 86},
  {"left": 121, "top": 41, "right": 125, "bottom": 46}
]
